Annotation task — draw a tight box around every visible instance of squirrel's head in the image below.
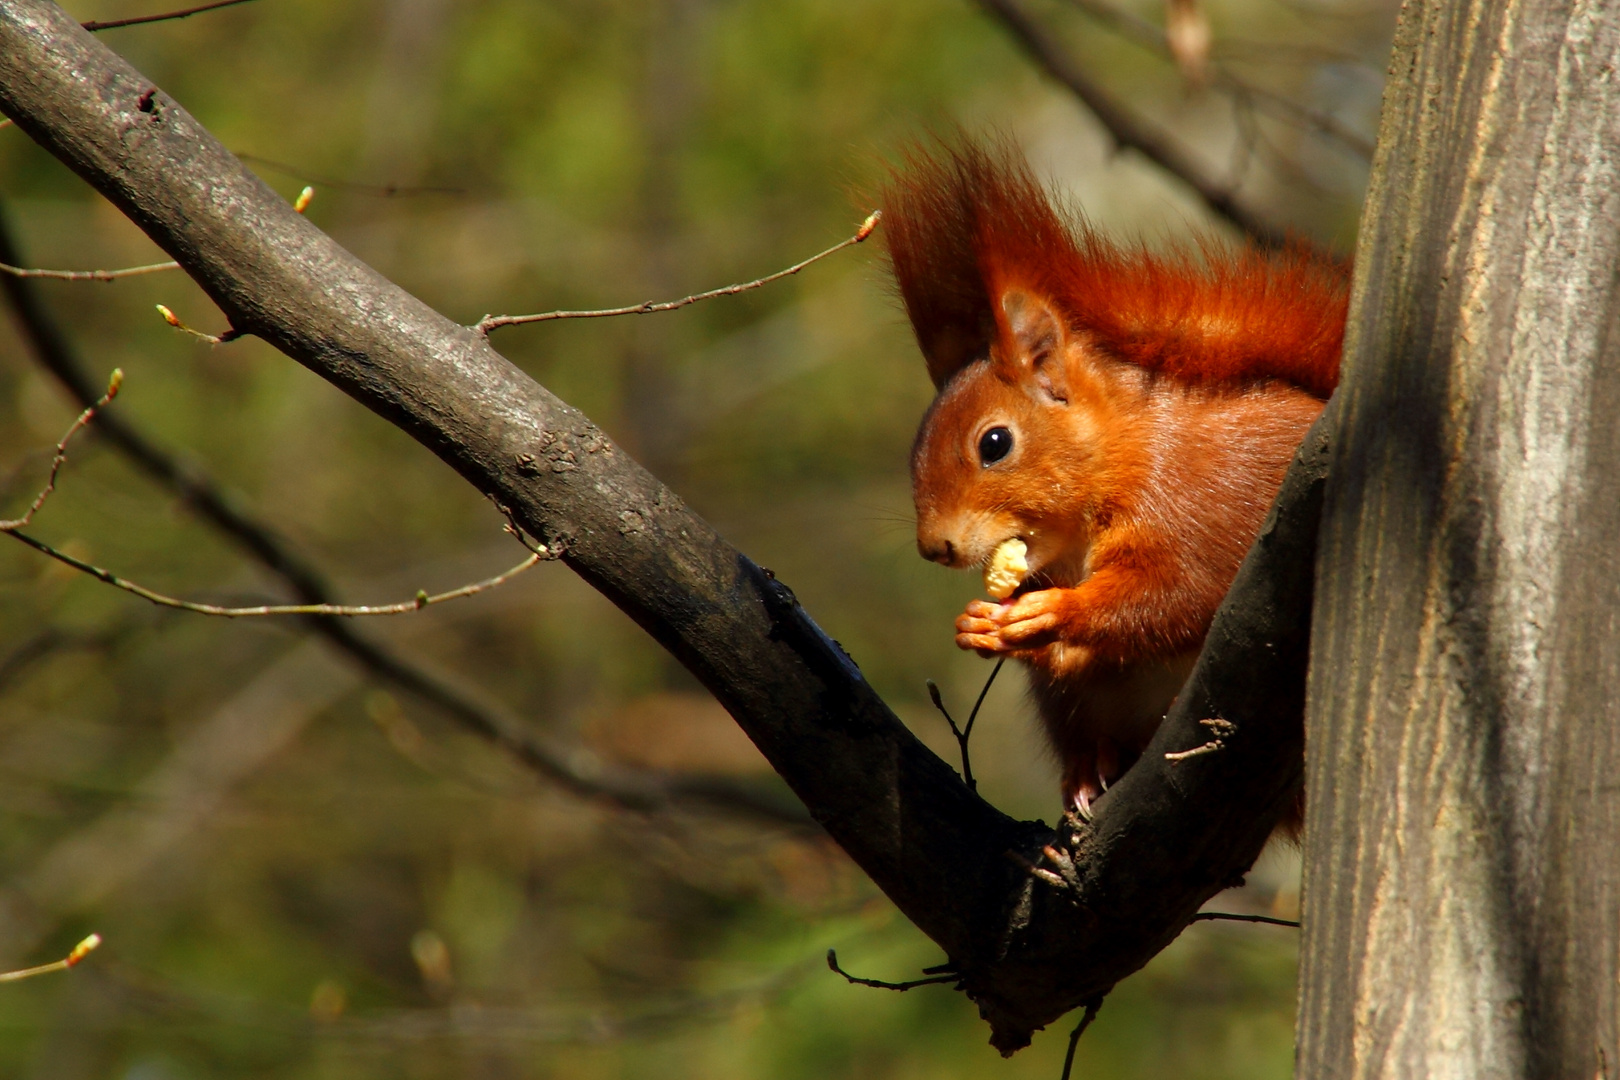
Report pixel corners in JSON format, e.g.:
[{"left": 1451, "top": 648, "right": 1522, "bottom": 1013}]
[
  {"left": 883, "top": 139, "right": 1120, "bottom": 583},
  {"left": 909, "top": 284, "right": 1126, "bottom": 583}
]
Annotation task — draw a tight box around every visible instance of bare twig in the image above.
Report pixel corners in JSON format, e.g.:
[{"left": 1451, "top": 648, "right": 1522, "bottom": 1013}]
[
  {"left": 475, "top": 212, "right": 880, "bottom": 334},
  {"left": 0, "top": 185, "right": 309, "bottom": 284},
  {"left": 0, "top": 367, "right": 120, "bottom": 530},
  {"left": 0, "top": 203, "right": 812, "bottom": 831},
  {"left": 1009, "top": 848, "right": 1071, "bottom": 889},
  {"left": 0, "top": 258, "right": 177, "bottom": 281},
  {"left": 1224, "top": 74, "right": 1374, "bottom": 160},
  {"left": 154, "top": 302, "right": 239, "bottom": 343},
  {"left": 0, "top": 934, "right": 100, "bottom": 982},
  {"left": 825, "top": 949, "right": 960, "bottom": 991},
  {"left": 1163, "top": 717, "right": 1236, "bottom": 762},
  {"left": 236, "top": 153, "right": 466, "bottom": 197},
  {"left": 962, "top": 658, "right": 1004, "bottom": 749},
  {"left": 3, "top": 527, "right": 541, "bottom": 617},
  {"left": 1188, "top": 911, "right": 1300, "bottom": 928},
  {"left": 975, "top": 0, "right": 1299, "bottom": 249},
  {"left": 1059, "top": 998, "right": 1104, "bottom": 1080},
  {"left": 925, "top": 657, "right": 1006, "bottom": 792},
  {"left": 1213, "top": 37, "right": 1379, "bottom": 70},
  {"left": 81, "top": 0, "right": 255, "bottom": 32},
  {"left": 0, "top": 204, "right": 363, "bottom": 625},
  {"left": 0, "top": 371, "right": 543, "bottom": 614}
]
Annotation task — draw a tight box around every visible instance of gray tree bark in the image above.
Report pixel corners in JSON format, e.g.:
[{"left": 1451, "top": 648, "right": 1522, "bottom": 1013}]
[{"left": 1299, "top": 1, "right": 1620, "bottom": 1077}]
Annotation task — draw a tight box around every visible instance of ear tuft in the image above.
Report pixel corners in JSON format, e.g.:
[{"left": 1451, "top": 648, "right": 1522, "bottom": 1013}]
[{"left": 880, "top": 139, "right": 1064, "bottom": 388}]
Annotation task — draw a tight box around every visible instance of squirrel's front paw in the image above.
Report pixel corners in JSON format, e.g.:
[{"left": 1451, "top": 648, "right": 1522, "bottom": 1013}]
[
  {"left": 955, "top": 590, "right": 1078, "bottom": 654},
  {"left": 955, "top": 600, "right": 1012, "bottom": 656}
]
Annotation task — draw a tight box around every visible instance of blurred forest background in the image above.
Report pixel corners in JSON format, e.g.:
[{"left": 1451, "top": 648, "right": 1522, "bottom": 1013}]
[{"left": 0, "top": 0, "right": 1392, "bottom": 1076}]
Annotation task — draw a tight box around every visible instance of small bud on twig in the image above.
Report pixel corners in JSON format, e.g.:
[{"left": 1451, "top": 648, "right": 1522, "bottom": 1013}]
[
  {"left": 0, "top": 933, "right": 102, "bottom": 983},
  {"left": 155, "top": 304, "right": 238, "bottom": 344}
]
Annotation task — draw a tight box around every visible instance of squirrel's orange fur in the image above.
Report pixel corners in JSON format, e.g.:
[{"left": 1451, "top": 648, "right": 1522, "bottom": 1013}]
[{"left": 886, "top": 142, "right": 1348, "bottom": 814}]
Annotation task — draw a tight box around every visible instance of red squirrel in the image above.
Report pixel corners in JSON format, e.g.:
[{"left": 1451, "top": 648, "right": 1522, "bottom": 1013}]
[{"left": 884, "top": 143, "right": 1347, "bottom": 816}]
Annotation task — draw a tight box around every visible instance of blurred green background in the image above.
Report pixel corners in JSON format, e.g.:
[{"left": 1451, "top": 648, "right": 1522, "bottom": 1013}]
[{"left": 0, "top": 0, "right": 1390, "bottom": 1076}]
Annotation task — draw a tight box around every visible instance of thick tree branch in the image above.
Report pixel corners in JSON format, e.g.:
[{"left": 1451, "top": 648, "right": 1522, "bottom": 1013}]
[
  {"left": 0, "top": 1, "right": 1323, "bottom": 1049},
  {"left": 976, "top": 0, "right": 1297, "bottom": 249}
]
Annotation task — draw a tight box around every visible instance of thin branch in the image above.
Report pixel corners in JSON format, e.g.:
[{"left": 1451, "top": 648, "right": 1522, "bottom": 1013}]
[
  {"left": 155, "top": 302, "right": 240, "bottom": 343},
  {"left": 3, "top": 527, "right": 541, "bottom": 617},
  {"left": 0, "top": 200, "right": 814, "bottom": 831},
  {"left": 1188, "top": 911, "right": 1300, "bottom": 928},
  {"left": 236, "top": 152, "right": 467, "bottom": 197},
  {"left": 1059, "top": 999, "right": 1104, "bottom": 1080},
  {"left": 825, "top": 950, "right": 960, "bottom": 991},
  {"left": 0, "top": 184, "right": 310, "bottom": 284},
  {"left": 1227, "top": 75, "right": 1374, "bottom": 160},
  {"left": 1213, "top": 37, "right": 1380, "bottom": 71},
  {"left": 926, "top": 681, "right": 971, "bottom": 788},
  {"left": 1162, "top": 716, "right": 1236, "bottom": 762},
  {"left": 0, "top": 934, "right": 100, "bottom": 982},
  {"left": 0, "top": 372, "right": 544, "bottom": 613},
  {"left": 0, "top": 258, "right": 177, "bottom": 281},
  {"left": 0, "top": 368, "right": 120, "bottom": 530},
  {"left": 975, "top": 0, "right": 1299, "bottom": 249},
  {"left": 962, "top": 656, "right": 1004, "bottom": 746},
  {"left": 81, "top": 0, "right": 255, "bottom": 32},
  {"left": 925, "top": 657, "right": 1006, "bottom": 792},
  {"left": 475, "top": 212, "right": 880, "bottom": 334}
]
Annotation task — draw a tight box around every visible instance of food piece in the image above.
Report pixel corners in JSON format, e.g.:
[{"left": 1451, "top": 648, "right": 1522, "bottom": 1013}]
[{"left": 983, "top": 538, "right": 1028, "bottom": 600}]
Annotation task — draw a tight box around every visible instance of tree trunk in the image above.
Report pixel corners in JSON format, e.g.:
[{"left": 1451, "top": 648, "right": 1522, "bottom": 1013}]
[{"left": 1299, "top": 2, "right": 1620, "bottom": 1077}]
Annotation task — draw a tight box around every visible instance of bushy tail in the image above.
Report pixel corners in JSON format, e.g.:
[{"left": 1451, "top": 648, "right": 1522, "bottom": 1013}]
[{"left": 882, "top": 140, "right": 1349, "bottom": 399}]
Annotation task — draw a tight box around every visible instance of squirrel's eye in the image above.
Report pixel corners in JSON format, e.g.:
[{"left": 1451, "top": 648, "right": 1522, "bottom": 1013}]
[{"left": 978, "top": 426, "right": 1013, "bottom": 466}]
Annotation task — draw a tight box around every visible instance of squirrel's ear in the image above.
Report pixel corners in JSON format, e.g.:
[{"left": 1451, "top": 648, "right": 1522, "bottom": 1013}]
[{"left": 998, "top": 289, "right": 1070, "bottom": 403}]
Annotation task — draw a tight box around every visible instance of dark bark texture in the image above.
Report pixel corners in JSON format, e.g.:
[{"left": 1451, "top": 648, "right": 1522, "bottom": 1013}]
[
  {"left": 1299, "top": 1, "right": 1620, "bottom": 1076},
  {"left": 0, "top": 0, "right": 1318, "bottom": 1051}
]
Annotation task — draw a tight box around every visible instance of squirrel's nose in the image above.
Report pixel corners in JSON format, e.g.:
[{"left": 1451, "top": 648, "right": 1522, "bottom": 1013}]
[{"left": 918, "top": 537, "right": 956, "bottom": 566}]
